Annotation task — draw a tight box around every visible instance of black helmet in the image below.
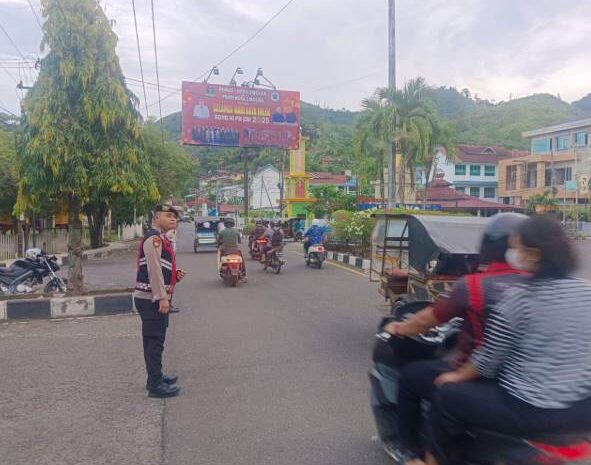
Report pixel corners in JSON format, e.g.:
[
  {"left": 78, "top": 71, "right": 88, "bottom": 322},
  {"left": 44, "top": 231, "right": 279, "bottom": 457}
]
[
  {"left": 223, "top": 217, "right": 235, "bottom": 228},
  {"left": 272, "top": 220, "right": 281, "bottom": 228},
  {"left": 480, "top": 213, "right": 528, "bottom": 264}
]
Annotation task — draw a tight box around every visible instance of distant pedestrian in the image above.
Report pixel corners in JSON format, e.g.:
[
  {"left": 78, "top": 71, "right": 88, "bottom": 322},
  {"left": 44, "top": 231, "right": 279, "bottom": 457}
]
[{"left": 134, "top": 204, "right": 186, "bottom": 398}]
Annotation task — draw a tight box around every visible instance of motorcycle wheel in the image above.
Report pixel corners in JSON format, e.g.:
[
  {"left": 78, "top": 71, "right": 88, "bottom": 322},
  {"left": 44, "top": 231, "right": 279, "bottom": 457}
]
[
  {"left": 44, "top": 278, "right": 66, "bottom": 294},
  {"left": 273, "top": 258, "right": 282, "bottom": 274},
  {"left": 230, "top": 275, "right": 239, "bottom": 287},
  {"left": 316, "top": 260, "right": 323, "bottom": 269}
]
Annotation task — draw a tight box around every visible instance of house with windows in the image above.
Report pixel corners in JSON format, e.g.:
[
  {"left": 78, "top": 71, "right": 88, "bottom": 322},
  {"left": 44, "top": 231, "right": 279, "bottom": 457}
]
[
  {"left": 433, "top": 144, "right": 529, "bottom": 201},
  {"left": 498, "top": 118, "right": 591, "bottom": 206}
]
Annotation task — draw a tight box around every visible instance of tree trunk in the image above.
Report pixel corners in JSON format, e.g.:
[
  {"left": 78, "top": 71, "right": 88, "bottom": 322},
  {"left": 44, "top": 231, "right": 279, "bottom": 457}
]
[
  {"left": 85, "top": 203, "right": 107, "bottom": 249},
  {"left": 378, "top": 150, "right": 385, "bottom": 200},
  {"left": 68, "top": 194, "right": 84, "bottom": 295}
]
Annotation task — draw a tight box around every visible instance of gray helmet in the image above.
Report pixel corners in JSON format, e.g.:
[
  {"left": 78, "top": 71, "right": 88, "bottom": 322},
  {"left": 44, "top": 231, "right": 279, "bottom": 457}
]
[
  {"left": 480, "top": 212, "right": 528, "bottom": 263},
  {"left": 223, "top": 217, "right": 235, "bottom": 228}
]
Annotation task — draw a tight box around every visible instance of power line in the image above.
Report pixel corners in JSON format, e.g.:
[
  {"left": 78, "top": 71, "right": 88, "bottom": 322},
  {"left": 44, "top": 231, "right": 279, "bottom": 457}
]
[
  {"left": 126, "top": 77, "right": 180, "bottom": 93},
  {"left": 0, "top": 61, "right": 19, "bottom": 85},
  {"left": 0, "top": 102, "right": 19, "bottom": 117},
  {"left": 149, "top": 0, "right": 164, "bottom": 140},
  {"left": 26, "top": 0, "right": 43, "bottom": 30},
  {"left": 147, "top": 0, "right": 297, "bottom": 109},
  {"left": 131, "top": 0, "right": 149, "bottom": 119},
  {"left": 0, "top": 22, "right": 29, "bottom": 62}
]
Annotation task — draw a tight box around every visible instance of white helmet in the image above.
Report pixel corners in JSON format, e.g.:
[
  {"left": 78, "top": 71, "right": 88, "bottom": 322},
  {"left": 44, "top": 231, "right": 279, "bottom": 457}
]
[
  {"left": 312, "top": 219, "right": 321, "bottom": 226},
  {"left": 25, "top": 248, "right": 42, "bottom": 260}
]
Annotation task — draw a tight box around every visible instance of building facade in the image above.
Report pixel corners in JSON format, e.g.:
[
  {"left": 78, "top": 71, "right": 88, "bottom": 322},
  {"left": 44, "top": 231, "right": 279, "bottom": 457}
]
[
  {"left": 498, "top": 118, "right": 591, "bottom": 206},
  {"left": 433, "top": 144, "right": 528, "bottom": 201},
  {"left": 250, "top": 165, "right": 281, "bottom": 211}
]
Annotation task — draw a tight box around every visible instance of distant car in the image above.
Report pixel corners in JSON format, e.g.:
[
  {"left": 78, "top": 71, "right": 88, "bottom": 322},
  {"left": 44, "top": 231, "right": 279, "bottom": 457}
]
[{"left": 181, "top": 215, "right": 192, "bottom": 223}]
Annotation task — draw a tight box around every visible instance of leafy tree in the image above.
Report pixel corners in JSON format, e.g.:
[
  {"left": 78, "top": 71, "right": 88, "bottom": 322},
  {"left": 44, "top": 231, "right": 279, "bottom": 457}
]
[
  {"left": 0, "top": 127, "right": 17, "bottom": 218},
  {"left": 308, "top": 185, "right": 356, "bottom": 218},
  {"left": 525, "top": 190, "right": 559, "bottom": 215},
  {"left": 17, "top": 0, "right": 157, "bottom": 293}
]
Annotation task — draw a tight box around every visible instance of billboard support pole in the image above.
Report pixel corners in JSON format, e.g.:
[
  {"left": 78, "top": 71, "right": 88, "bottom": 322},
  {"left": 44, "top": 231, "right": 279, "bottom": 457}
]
[
  {"left": 243, "top": 151, "right": 249, "bottom": 219},
  {"left": 279, "top": 149, "right": 286, "bottom": 218},
  {"left": 387, "top": 0, "right": 396, "bottom": 209}
]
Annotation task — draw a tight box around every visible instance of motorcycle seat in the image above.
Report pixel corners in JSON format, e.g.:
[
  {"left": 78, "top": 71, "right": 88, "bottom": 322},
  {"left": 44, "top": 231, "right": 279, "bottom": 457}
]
[{"left": 0, "top": 265, "right": 25, "bottom": 277}]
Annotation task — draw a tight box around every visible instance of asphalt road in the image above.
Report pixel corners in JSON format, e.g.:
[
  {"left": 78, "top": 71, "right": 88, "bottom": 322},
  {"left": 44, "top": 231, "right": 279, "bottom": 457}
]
[{"left": 1, "top": 223, "right": 391, "bottom": 465}]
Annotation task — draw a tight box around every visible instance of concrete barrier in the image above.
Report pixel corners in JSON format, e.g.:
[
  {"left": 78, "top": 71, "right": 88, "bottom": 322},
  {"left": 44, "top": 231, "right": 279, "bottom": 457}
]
[
  {"left": 324, "top": 251, "right": 370, "bottom": 272},
  {"left": 1, "top": 292, "right": 133, "bottom": 321}
]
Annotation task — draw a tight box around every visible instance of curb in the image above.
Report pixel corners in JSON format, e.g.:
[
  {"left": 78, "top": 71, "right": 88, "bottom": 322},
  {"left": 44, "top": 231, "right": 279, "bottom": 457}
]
[
  {"left": 324, "top": 251, "right": 370, "bottom": 272},
  {"left": 0, "top": 292, "right": 134, "bottom": 321}
]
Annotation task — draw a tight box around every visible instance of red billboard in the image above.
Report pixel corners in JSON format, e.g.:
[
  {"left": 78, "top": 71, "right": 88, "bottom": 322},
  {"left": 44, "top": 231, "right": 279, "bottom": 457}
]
[{"left": 182, "top": 81, "right": 300, "bottom": 150}]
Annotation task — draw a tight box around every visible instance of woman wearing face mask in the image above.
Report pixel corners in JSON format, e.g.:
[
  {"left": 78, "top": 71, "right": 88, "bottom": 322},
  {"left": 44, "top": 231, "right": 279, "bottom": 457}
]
[{"left": 421, "top": 215, "right": 591, "bottom": 465}]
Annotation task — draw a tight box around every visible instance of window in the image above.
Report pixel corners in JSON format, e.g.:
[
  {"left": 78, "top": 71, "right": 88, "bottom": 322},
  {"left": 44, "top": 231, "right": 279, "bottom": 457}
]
[
  {"left": 484, "top": 187, "right": 496, "bottom": 198},
  {"left": 556, "top": 135, "right": 570, "bottom": 151},
  {"left": 455, "top": 186, "right": 465, "bottom": 193},
  {"left": 506, "top": 165, "right": 517, "bottom": 190},
  {"left": 526, "top": 165, "right": 537, "bottom": 188},
  {"left": 532, "top": 138, "right": 552, "bottom": 154},
  {"left": 470, "top": 165, "right": 481, "bottom": 176},
  {"left": 455, "top": 164, "right": 466, "bottom": 176},
  {"left": 484, "top": 165, "right": 496, "bottom": 177},
  {"left": 470, "top": 187, "right": 480, "bottom": 197},
  {"left": 545, "top": 166, "right": 573, "bottom": 186},
  {"left": 575, "top": 132, "right": 588, "bottom": 147}
]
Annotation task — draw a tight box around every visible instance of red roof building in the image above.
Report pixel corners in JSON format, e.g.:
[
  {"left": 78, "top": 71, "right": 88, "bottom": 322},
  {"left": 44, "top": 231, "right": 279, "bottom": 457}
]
[{"left": 419, "top": 175, "right": 518, "bottom": 214}]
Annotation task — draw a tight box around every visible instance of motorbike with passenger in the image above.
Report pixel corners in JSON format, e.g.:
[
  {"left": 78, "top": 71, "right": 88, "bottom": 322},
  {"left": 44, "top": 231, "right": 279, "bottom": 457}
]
[
  {"left": 368, "top": 213, "right": 591, "bottom": 465},
  {"left": 261, "top": 220, "right": 286, "bottom": 274}
]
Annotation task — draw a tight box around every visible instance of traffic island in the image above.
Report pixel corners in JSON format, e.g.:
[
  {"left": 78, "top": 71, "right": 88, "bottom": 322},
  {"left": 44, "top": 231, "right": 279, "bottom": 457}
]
[{"left": 0, "top": 290, "right": 134, "bottom": 321}]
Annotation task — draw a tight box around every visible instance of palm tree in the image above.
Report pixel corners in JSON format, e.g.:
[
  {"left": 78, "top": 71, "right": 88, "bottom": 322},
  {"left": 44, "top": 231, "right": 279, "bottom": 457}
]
[{"left": 355, "top": 96, "right": 390, "bottom": 199}]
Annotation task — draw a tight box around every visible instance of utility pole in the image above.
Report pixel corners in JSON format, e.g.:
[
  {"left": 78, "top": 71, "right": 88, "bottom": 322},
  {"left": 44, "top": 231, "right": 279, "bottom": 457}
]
[
  {"left": 387, "top": 0, "right": 396, "bottom": 209},
  {"left": 279, "top": 150, "right": 286, "bottom": 218},
  {"left": 243, "top": 151, "right": 249, "bottom": 219}
]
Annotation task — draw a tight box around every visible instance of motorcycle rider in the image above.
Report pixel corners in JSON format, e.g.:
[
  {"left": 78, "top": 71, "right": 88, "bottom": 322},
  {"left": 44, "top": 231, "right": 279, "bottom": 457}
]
[
  {"left": 382, "top": 213, "right": 529, "bottom": 463},
  {"left": 303, "top": 219, "right": 326, "bottom": 257},
  {"left": 261, "top": 220, "right": 284, "bottom": 264},
  {"left": 250, "top": 219, "right": 266, "bottom": 252},
  {"left": 217, "top": 217, "right": 246, "bottom": 280}
]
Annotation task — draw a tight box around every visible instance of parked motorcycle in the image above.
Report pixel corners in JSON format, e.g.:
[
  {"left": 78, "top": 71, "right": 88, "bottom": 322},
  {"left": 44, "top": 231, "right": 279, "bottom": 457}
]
[
  {"left": 219, "top": 253, "right": 244, "bottom": 287},
  {"left": 0, "top": 248, "right": 67, "bottom": 295},
  {"left": 370, "top": 301, "right": 591, "bottom": 465},
  {"left": 305, "top": 244, "right": 325, "bottom": 269},
  {"left": 263, "top": 247, "right": 285, "bottom": 274}
]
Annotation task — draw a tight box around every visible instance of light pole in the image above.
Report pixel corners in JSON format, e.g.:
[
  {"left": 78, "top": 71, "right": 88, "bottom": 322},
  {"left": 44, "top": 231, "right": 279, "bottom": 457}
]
[
  {"left": 229, "top": 67, "right": 243, "bottom": 86},
  {"left": 387, "top": 0, "right": 396, "bottom": 209}
]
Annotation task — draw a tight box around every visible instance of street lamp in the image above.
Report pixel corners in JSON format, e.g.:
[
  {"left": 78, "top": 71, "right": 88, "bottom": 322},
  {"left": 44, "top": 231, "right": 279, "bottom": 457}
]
[
  {"left": 203, "top": 66, "right": 220, "bottom": 83},
  {"left": 229, "top": 67, "right": 243, "bottom": 86}
]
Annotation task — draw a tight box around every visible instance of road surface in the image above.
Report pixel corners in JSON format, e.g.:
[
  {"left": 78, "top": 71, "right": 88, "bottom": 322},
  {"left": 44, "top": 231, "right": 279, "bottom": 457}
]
[{"left": 0, "top": 223, "right": 391, "bottom": 465}]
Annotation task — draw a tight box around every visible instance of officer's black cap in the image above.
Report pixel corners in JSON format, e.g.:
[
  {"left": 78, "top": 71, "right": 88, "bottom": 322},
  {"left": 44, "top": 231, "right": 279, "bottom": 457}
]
[{"left": 154, "top": 204, "right": 180, "bottom": 218}]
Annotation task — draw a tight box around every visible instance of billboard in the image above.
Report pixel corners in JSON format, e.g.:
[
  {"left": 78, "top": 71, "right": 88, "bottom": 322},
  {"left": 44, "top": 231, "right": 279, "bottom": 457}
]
[{"left": 182, "top": 81, "right": 300, "bottom": 150}]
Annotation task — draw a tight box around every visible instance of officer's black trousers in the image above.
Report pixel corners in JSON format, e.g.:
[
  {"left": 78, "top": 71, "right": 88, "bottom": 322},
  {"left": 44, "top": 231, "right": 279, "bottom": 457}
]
[{"left": 134, "top": 298, "right": 169, "bottom": 387}]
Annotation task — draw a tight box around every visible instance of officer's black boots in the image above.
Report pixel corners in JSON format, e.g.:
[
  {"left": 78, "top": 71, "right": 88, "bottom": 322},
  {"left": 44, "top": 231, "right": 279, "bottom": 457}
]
[
  {"left": 148, "top": 382, "right": 181, "bottom": 398},
  {"left": 146, "top": 374, "right": 179, "bottom": 391}
]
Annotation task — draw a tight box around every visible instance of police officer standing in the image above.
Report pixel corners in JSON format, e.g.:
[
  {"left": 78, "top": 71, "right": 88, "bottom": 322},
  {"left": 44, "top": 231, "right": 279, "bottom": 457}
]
[{"left": 134, "top": 205, "right": 186, "bottom": 398}]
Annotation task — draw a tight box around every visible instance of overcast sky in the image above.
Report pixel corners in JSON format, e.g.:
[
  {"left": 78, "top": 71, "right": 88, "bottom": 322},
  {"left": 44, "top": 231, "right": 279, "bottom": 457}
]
[{"left": 1, "top": 0, "right": 590, "bottom": 118}]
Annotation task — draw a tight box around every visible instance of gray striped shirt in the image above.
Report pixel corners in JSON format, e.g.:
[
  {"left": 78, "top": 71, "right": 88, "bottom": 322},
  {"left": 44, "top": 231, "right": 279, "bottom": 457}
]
[{"left": 471, "top": 277, "right": 591, "bottom": 408}]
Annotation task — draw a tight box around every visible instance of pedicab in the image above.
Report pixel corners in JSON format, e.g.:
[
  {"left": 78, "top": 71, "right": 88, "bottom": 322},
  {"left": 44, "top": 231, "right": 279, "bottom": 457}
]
[{"left": 193, "top": 216, "right": 227, "bottom": 253}]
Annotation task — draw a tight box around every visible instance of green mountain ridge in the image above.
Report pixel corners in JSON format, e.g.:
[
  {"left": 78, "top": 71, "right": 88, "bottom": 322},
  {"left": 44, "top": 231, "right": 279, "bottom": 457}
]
[{"left": 159, "top": 88, "right": 591, "bottom": 177}]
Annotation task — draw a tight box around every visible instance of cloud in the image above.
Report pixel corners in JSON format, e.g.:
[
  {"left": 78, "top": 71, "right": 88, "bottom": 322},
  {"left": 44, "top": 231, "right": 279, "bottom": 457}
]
[{"left": 0, "top": 0, "right": 590, "bottom": 117}]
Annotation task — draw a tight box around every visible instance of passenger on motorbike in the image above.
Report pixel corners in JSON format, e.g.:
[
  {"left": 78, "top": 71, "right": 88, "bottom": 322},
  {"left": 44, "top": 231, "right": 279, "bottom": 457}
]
[
  {"left": 261, "top": 220, "right": 284, "bottom": 263},
  {"left": 217, "top": 218, "right": 246, "bottom": 280},
  {"left": 423, "top": 215, "right": 591, "bottom": 465},
  {"left": 303, "top": 219, "right": 327, "bottom": 257},
  {"left": 382, "top": 213, "right": 529, "bottom": 463},
  {"left": 250, "top": 220, "right": 266, "bottom": 251}
]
